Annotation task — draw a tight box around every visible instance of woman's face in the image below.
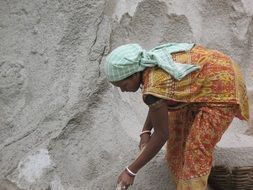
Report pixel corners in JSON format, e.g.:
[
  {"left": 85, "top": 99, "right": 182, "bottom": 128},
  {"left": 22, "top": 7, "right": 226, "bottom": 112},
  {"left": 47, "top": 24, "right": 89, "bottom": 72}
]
[{"left": 111, "top": 73, "right": 141, "bottom": 92}]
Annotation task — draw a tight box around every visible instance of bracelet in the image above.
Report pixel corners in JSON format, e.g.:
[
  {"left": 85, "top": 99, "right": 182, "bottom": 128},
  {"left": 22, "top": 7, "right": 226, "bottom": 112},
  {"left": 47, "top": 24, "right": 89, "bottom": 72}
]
[
  {"left": 140, "top": 130, "right": 151, "bottom": 137},
  {"left": 125, "top": 167, "right": 137, "bottom": 177}
]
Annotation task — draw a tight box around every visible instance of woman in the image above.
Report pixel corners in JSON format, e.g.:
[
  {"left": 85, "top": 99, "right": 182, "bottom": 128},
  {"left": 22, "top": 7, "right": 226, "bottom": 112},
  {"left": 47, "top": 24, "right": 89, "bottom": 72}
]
[{"left": 104, "top": 43, "right": 249, "bottom": 190}]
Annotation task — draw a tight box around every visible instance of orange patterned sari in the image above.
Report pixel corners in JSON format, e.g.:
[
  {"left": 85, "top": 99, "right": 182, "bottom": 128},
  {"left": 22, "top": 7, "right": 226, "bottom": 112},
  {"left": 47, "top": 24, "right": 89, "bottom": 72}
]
[
  {"left": 142, "top": 45, "right": 248, "bottom": 120},
  {"left": 142, "top": 45, "right": 249, "bottom": 190}
]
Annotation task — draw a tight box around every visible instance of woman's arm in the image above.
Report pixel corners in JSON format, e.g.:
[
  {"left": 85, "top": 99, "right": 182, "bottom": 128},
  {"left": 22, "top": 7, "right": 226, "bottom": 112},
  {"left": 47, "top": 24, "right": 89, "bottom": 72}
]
[
  {"left": 139, "top": 110, "right": 153, "bottom": 150},
  {"left": 142, "top": 109, "right": 153, "bottom": 131},
  {"left": 129, "top": 100, "right": 169, "bottom": 173},
  {"left": 117, "top": 100, "right": 169, "bottom": 188}
]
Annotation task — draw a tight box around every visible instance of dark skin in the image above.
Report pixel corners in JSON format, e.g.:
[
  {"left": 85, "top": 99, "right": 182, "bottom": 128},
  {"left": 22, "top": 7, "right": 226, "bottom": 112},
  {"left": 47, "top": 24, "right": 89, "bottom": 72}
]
[{"left": 111, "top": 72, "right": 169, "bottom": 189}]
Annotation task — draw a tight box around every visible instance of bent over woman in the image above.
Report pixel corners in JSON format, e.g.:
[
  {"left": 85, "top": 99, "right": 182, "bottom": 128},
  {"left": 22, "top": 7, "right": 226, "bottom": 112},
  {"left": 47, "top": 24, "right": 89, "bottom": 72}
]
[{"left": 104, "top": 43, "right": 249, "bottom": 190}]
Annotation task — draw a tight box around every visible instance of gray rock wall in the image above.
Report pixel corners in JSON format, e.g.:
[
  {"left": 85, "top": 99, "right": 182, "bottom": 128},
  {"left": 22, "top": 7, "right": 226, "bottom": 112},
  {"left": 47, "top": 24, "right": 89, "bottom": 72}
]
[{"left": 0, "top": 0, "right": 252, "bottom": 189}]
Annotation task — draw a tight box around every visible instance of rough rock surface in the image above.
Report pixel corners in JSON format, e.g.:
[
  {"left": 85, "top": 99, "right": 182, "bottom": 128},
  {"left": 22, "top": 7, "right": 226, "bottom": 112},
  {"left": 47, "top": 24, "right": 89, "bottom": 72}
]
[{"left": 0, "top": 0, "right": 252, "bottom": 189}]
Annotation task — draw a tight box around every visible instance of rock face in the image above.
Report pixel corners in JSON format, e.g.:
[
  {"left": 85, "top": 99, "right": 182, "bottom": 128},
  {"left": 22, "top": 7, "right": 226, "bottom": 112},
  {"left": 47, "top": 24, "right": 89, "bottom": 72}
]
[{"left": 0, "top": 0, "right": 252, "bottom": 189}]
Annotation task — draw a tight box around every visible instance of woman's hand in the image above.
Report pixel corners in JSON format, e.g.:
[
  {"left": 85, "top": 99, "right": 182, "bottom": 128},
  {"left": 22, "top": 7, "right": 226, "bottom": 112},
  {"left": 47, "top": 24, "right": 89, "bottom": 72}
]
[
  {"left": 117, "top": 170, "right": 135, "bottom": 189},
  {"left": 139, "top": 133, "right": 151, "bottom": 150}
]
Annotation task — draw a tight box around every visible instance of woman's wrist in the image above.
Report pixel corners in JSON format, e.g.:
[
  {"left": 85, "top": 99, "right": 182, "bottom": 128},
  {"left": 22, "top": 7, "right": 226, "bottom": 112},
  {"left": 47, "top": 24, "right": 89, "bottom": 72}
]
[{"left": 125, "top": 166, "right": 137, "bottom": 177}]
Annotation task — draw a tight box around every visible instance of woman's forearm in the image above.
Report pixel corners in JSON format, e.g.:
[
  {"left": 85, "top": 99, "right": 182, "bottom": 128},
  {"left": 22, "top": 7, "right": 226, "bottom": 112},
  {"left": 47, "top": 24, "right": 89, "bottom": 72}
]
[
  {"left": 128, "top": 131, "right": 167, "bottom": 173},
  {"left": 129, "top": 101, "right": 169, "bottom": 173}
]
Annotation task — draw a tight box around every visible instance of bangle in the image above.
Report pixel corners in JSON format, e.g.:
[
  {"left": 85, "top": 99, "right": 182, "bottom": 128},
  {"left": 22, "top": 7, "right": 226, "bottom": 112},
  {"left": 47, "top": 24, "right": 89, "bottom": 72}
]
[
  {"left": 140, "top": 130, "right": 151, "bottom": 137},
  {"left": 125, "top": 167, "right": 137, "bottom": 177}
]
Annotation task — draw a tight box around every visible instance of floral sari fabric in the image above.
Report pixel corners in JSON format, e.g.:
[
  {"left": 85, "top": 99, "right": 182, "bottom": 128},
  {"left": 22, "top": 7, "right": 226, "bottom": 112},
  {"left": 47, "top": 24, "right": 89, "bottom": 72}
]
[
  {"left": 166, "top": 103, "right": 236, "bottom": 189},
  {"left": 141, "top": 45, "right": 249, "bottom": 189},
  {"left": 142, "top": 45, "right": 249, "bottom": 120}
]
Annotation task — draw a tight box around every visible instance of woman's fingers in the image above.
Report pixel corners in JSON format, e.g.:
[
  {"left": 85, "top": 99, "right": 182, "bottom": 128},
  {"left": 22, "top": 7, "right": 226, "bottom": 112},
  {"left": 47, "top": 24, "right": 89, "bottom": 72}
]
[
  {"left": 117, "top": 170, "right": 135, "bottom": 189},
  {"left": 116, "top": 181, "right": 128, "bottom": 190}
]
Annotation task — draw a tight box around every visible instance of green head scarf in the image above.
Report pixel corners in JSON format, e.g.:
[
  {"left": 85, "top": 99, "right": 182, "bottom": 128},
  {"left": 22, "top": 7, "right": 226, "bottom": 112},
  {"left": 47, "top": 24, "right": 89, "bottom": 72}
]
[{"left": 104, "top": 43, "right": 200, "bottom": 82}]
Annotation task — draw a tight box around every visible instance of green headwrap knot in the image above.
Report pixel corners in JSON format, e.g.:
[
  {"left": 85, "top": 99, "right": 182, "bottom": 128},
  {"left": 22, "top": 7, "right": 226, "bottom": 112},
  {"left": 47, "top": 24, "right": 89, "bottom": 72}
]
[{"left": 104, "top": 43, "right": 200, "bottom": 82}]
